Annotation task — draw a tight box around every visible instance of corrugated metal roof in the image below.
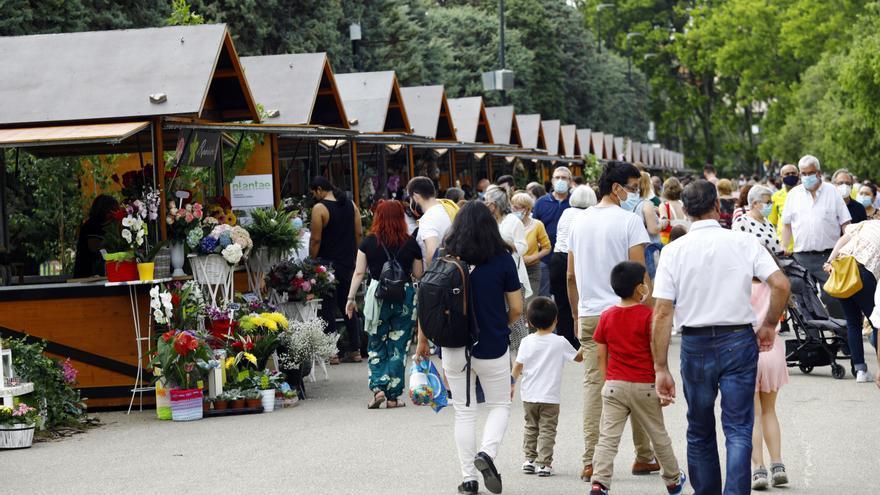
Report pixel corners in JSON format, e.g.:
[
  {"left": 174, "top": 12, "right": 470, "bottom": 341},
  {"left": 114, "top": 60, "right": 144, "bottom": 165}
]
[
  {"left": 560, "top": 124, "right": 576, "bottom": 157},
  {"left": 515, "top": 114, "right": 543, "bottom": 150},
  {"left": 541, "top": 120, "right": 560, "bottom": 156},
  {"left": 0, "top": 24, "right": 240, "bottom": 126},
  {"left": 400, "top": 85, "right": 444, "bottom": 139},
  {"left": 591, "top": 132, "right": 605, "bottom": 160},
  {"left": 485, "top": 106, "right": 514, "bottom": 145},
  {"left": 576, "top": 128, "right": 591, "bottom": 157},
  {"left": 447, "top": 96, "right": 492, "bottom": 144},
  {"left": 241, "top": 53, "right": 326, "bottom": 125},
  {"left": 335, "top": 71, "right": 395, "bottom": 133}
]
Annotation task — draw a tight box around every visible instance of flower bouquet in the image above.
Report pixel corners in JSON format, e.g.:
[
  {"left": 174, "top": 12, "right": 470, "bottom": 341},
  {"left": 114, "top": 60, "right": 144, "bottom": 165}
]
[
  {"left": 149, "top": 329, "right": 215, "bottom": 421},
  {"left": 278, "top": 318, "right": 339, "bottom": 371},
  {"left": 0, "top": 403, "right": 39, "bottom": 449},
  {"left": 235, "top": 312, "right": 288, "bottom": 369},
  {"left": 187, "top": 216, "right": 252, "bottom": 306},
  {"left": 166, "top": 201, "right": 204, "bottom": 242},
  {"left": 244, "top": 207, "right": 303, "bottom": 298},
  {"left": 267, "top": 259, "right": 336, "bottom": 322}
]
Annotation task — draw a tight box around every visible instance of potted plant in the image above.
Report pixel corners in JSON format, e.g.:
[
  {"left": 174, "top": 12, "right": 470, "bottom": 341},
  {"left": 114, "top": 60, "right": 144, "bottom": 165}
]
[
  {"left": 266, "top": 259, "right": 337, "bottom": 322},
  {"left": 148, "top": 329, "right": 212, "bottom": 421},
  {"left": 203, "top": 396, "right": 212, "bottom": 413},
  {"left": 0, "top": 403, "right": 39, "bottom": 449},
  {"left": 213, "top": 392, "right": 230, "bottom": 411},
  {"left": 224, "top": 389, "right": 244, "bottom": 409},
  {"left": 278, "top": 318, "right": 339, "bottom": 396},
  {"left": 137, "top": 240, "right": 167, "bottom": 281},
  {"left": 102, "top": 199, "right": 155, "bottom": 282},
  {"left": 207, "top": 306, "right": 239, "bottom": 344},
  {"left": 244, "top": 207, "right": 303, "bottom": 297},
  {"left": 244, "top": 388, "right": 262, "bottom": 409},
  {"left": 236, "top": 312, "right": 288, "bottom": 368},
  {"left": 256, "top": 370, "right": 285, "bottom": 412},
  {"left": 166, "top": 201, "right": 204, "bottom": 277}
]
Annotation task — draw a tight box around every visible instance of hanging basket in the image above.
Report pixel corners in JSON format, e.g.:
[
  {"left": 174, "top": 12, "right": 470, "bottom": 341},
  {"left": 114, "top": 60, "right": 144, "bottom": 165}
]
[
  {"left": 0, "top": 423, "right": 35, "bottom": 450},
  {"left": 279, "top": 298, "right": 323, "bottom": 323},
  {"left": 170, "top": 388, "right": 204, "bottom": 422}
]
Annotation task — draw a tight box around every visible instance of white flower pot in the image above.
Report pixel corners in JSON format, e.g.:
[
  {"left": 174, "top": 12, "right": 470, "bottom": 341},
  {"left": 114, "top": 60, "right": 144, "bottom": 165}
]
[
  {"left": 260, "top": 389, "right": 275, "bottom": 412},
  {"left": 0, "top": 423, "right": 35, "bottom": 449}
]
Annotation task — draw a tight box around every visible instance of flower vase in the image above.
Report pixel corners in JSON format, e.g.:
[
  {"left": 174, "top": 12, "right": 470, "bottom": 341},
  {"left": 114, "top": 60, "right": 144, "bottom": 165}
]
[
  {"left": 170, "top": 242, "right": 186, "bottom": 277},
  {"left": 260, "top": 389, "right": 275, "bottom": 412},
  {"left": 169, "top": 388, "right": 203, "bottom": 421},
  {"left": 0, "top": 423, "right": 35, "bottom": 449}
]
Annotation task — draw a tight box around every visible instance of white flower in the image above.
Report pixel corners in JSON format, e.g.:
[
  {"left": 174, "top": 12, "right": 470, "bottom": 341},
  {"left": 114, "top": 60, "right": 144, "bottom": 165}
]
[
  {"left": 121, "top": 216, "right": 135, "bottom": 228},
  {"left": 153, "top": 309, "right": 166, "bottom": 324},
  {"left": 221, "top": 244, "right": 243, "bottom": 264},
  {"left": 121, "top": 229, "right": 132, "bottom": 243}
]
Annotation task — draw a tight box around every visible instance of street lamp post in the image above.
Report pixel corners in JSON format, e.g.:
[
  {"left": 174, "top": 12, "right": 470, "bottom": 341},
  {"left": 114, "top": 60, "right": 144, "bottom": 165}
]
[
  {"left": 596, "top": 3, "right": 616, "bottom": 53},
  {"left": 625, "top": 31, "right": 642, "bottom": 84},
  {"left": 499, "top": 0, "right": 507, "bottom": 104}
]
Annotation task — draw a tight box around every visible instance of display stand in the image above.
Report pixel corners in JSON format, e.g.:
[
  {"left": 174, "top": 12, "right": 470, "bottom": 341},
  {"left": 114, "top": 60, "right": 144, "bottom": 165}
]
[
  {"left": 105, "top": 278, "right": 172, "bottom": 413},
  {"left": 189, "top": 254, "right": 234, "bottom": 308},
  {"left": 244, "top": 247, "right": 283, "bottom": 301}
]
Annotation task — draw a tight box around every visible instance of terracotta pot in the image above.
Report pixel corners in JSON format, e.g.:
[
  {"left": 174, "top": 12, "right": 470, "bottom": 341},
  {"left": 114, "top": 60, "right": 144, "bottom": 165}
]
[
  {"left": 105, "top": 259, "right": 138, "bottom": 282},
  {"left": 203, "top": 400, "right": 211, "bottom": 412},
  {"left": 213, "top": 400, "right": 228, "bottom": 410},
  {"left": 245, "top": 398, "right": 262, "bottom": 409},
  {"left": 231, "top": 399, "right": 245, "bottom": 409}
]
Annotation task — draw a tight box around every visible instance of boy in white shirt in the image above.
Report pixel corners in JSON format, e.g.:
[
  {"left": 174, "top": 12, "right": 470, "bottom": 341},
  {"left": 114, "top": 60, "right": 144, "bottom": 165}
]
[{"left": 513, "top": 297, "right": 584, "bottom": 477}]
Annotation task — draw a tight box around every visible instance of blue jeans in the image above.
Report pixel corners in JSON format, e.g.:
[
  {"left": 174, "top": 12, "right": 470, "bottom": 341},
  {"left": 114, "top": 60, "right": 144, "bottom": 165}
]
[
  {"left": 837, "top": 263, "right": 878, "bottom": 370},
  {"left": 539, "top": 262, "right": 551, "bottom": 297},
  {"left": 680, "top": 328, "right": 758, "bottom": 495}
]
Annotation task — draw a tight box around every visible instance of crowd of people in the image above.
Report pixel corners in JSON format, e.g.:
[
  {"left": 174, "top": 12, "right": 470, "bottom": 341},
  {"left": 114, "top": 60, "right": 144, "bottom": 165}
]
[{"left": 305, "top": 155, "right": 880, "bottom": 495}]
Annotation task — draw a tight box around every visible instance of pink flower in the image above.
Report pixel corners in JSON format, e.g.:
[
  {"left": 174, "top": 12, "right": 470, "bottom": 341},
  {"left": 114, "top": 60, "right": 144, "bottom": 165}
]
[
  {"left": 310, "top": 279, "right": 316, "bottom": 284},
  {"left": 62, "top": 358, "right": 78, "bottom": 384},
  {"left": 185, "top": 213, "right": 194, "bottom": 223},
  {"left": 301, "top": 281, "right": 312, "bottom": 292}
]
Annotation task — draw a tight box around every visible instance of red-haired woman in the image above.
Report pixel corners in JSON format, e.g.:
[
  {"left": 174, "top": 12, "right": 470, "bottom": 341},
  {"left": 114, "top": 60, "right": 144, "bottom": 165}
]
[{"left": 345, "top": 200, "right": 424, "bottom": 409}]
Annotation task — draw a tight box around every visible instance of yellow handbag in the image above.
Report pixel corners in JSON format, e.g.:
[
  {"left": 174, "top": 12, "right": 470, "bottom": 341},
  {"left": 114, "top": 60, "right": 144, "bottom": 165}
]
[{"left": 824, "top": 256, "right": 863, "bottom": 299}]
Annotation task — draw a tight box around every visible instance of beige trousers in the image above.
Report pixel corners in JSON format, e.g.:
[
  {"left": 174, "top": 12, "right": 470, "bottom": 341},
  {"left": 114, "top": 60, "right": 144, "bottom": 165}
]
[
  {"left": 591, "top": 381, "right": 682, "bottom": 488},
  {"left": 522, "top": 401, "right": 560, "bottom": 466},
  {"left": 579, "top": 316, "right": 655, "bottom": 465}
]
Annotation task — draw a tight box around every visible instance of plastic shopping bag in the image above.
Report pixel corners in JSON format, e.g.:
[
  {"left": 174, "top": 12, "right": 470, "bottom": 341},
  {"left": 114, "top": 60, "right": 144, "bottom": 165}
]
[{"left": 409, "top": 359, "right": 448, "bottom": 412}]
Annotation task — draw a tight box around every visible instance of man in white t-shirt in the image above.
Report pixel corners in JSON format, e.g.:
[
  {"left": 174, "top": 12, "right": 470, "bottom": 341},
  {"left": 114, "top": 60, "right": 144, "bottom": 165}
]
[
  {"left": 566, "top": 161, "right": 658, "bottom": 482},
  {"left": 407, "top": 176, "right": 452, "bottom": 268}
]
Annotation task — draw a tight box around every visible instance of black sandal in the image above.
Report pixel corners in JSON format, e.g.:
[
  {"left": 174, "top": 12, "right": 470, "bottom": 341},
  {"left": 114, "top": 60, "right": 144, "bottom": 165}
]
[
  {"left": 386, "top": 399, "right": 406, "bottom": 409},
  {"left": 367, "top": 391, "right": 386, "bottom": 409}
]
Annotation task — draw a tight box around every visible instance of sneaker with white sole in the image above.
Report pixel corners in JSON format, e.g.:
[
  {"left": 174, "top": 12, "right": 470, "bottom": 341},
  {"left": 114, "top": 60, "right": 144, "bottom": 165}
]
[
  {"left": 752, "top": 468, "right": 769, "bottom": 490},
  {"left": 537, "top": 465, "right": 553, "bottom": 477},
  {"left": 522, "top": 460, "right": 536, "bottom": 474},
  {"left": 856, "top": 369, "right": 873, "bottom": 383},
  {"left": 667, "top": 471, "right": 687, "bottom": 495},
  {"left": 771, "top": 463, "right": 789, "bottom": 486}
]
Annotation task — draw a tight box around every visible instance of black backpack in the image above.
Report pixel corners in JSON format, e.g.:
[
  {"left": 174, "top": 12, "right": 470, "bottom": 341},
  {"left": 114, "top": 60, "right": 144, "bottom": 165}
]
[
  {"left": 376, "top": 243, "right": 407, "bottom": 303},
  {"left": 417, "top": 256, "right": 480, "bottom": 406}
]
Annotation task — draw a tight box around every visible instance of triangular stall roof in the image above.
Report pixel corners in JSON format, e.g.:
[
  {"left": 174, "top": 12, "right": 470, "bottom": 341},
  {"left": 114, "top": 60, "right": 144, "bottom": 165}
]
[
  {"left": 560, "top": 125, "right": 576, "bottom": 158},
  {"left": 447, "top": 97, "right": 494, "bottom": 144},
  {"left": 400, "top": 85, "right": 457, "bottom": 141},
  {"left": 0, "top": 24, "right": 258, "bottom": 128},
  {"left": 641, "top": 143, "right": 652, "bottom": 166},
  {"left": 335, "top": 71, "right": 410, "bottom": 133},
  {"left": 603, "top": 134, "right": 615, "bottom": 160},
  {"left": 632, "top": 141, "right": 642, "bottom": 163},
  {"left": 485, "top": 106, "right": 522, "bottom": 147},
  {"left": 241, "top": 53, "right": 348, "bottom": 128},
  {"left": 614, "top": 137, "right": 625, "bottom": 161},
  {"left": 575, "top": 129, "right": 591, "bottom": 157},
  {"left": 541, "top": 120, "right": 561, "bottom": 156},
  {"left": 591, "top": 131, "right": 605, "bottom": 159},
  {"left": 515, "top": 114, "right": 547, "bottom": 151}
]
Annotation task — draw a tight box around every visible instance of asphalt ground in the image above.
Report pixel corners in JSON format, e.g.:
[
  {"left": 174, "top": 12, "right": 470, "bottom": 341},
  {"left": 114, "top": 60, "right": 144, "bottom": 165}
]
[{"left": 5, "top": 336, "right": 880, "bottom": 494}]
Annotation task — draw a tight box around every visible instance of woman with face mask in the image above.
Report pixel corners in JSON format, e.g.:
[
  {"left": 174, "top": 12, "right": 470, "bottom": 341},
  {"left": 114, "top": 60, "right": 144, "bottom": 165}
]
[
  {"left": 857, "top": 184, "right": 880, "bottom": 220},
  {"left": 511, "top": 192, "right": 551, "bottom": 307},
  {"left": 622, "top": 172, "right": 661, "bottom": 245}
]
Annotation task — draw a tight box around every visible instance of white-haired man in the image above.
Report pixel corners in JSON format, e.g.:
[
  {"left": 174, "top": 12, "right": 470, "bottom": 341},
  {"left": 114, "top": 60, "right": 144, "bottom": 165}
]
[{"left": 782, "top": 155, "right": 851, "bottom": 314}]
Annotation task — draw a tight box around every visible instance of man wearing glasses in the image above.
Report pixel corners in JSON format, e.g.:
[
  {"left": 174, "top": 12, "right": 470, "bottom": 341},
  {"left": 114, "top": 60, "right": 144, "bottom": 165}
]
[{"left": 566, "top": 161, "right": 658, "bottom": 482}]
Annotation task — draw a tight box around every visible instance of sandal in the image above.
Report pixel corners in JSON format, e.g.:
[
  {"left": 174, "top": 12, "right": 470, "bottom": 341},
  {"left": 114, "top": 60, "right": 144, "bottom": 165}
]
[
  {"left": 751, "top": 467, "right": 769, "bottom": 491},
  {"left": 341, "top": 352, "right": 362, "bottom": 363},
  {"left": 386, "top": 399, "right": 406, "bottom": 409},
  {"left": 368, "top": 391, "right": 386, "bottom": 409},
  {"left": 329, "top": 356, "right": 340, "bottom": 365}
]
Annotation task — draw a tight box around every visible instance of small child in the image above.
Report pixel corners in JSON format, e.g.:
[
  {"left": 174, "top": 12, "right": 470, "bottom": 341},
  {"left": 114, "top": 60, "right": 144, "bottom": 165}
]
[
  {"left": 512, "top": 297, "right": 584, "bottom": 477},
  {"left": 589, "top": 261, "right": 686, "bottom": 495}
]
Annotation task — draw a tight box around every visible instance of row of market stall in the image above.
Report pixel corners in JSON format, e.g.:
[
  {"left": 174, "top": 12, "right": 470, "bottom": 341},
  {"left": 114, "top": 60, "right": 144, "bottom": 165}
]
[{"left": 0, "top": 23, "right": 685, "bottom": 409}]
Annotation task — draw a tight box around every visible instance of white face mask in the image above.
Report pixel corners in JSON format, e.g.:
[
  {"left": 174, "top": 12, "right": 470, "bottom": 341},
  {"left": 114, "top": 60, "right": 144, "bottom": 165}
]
[{"left": 837, "top": 184, "right": 852, "bottom": 198}]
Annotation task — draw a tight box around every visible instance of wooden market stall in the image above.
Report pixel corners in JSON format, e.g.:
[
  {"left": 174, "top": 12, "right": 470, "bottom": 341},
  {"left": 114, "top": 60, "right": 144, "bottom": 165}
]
[
  {"left": 485, "top": 105, "right": 524, "bottom": 181},
  {"left": 400, "top": 85, "right": 459, "bottom": 193},
  {"left": 447, "top": 97, "right": 495, "bottom": 192},
  {"left": 0, "top": 24, "right": 260, "bottom": 409},
  {"left": 335, "top": 71, "right": 415, "bottom": 207}
]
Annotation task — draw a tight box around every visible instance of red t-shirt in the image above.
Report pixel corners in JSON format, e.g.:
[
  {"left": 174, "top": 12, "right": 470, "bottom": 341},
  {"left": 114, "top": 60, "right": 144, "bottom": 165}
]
[{"left": 593, "top": 304, "right": 655, "bottom": 383}]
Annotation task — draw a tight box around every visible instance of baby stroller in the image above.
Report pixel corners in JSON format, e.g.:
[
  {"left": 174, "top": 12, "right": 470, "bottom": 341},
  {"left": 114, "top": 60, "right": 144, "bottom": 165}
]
[{"left": 781, "top": 257, "right": 852, "bottom": 379}]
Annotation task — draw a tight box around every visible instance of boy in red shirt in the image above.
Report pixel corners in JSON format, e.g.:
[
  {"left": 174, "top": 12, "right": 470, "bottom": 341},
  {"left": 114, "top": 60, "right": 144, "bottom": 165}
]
[{"left": 589, "top": 261, "right": 686, "bottom": 495}]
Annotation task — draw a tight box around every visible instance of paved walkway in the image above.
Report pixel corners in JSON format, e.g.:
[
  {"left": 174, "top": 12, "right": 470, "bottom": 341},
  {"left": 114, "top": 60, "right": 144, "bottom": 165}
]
[{"left": 6, "top": 338, "right": 880, "bottom": 494}]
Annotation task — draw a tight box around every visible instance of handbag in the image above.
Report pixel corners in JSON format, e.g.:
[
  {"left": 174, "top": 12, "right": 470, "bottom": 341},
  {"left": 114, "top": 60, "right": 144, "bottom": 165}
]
[{"left": 824, "top": 256, "right": 863, "bottom": 299}]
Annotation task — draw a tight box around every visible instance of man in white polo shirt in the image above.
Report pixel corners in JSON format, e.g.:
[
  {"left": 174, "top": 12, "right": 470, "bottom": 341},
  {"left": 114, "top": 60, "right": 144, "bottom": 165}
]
[
  {"left": 567, "top": 161, "right": 658, "bottom": 482},
  {"left": 652, "top": 180, "right": 791, "bottom": 495},
  {"left": 781, "top": 154, "right": 850, "bottom": 315}
]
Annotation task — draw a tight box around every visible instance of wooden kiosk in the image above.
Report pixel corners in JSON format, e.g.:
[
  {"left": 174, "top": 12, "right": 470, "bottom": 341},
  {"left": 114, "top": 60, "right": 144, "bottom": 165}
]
[
  {"left": 400, "top": 85, "right": 459, "bottom": 192},
  {"left": 446, "top": 97, "right": 495, "bottom": 191}
]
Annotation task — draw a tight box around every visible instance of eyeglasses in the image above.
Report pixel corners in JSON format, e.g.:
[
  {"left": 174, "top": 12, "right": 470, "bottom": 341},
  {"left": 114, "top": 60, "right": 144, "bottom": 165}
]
[{"left": 620, "top": 184, "right": 640, "bottom": 194}]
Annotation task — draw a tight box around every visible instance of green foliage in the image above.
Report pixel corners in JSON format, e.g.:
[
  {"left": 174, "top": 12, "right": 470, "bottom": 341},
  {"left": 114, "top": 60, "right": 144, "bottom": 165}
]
[
  {"left": 246, "top": 207, "right": 302, "bottom": 252},
  {"left": 3, "top": 337, "right": 89, "bottom": 430},
  {"left": 167, "top": 0, "right": 204, "bottom": 25}
]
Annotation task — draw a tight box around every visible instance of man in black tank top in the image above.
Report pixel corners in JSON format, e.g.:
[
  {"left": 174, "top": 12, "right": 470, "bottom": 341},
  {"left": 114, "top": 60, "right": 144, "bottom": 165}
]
[{"left": 310, "top": 177, "right": 364, "bottom": 363}]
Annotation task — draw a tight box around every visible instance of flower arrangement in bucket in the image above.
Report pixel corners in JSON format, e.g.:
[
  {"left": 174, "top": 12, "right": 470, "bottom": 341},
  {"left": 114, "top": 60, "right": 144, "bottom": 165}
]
[
  {"left": 0, "top": 403, "right": 39, "bottom": 449},
  {"left": 149, "top": 329, "right": 215, "bottom": 421},
  {"left": 244, "top": 207, "right": 303, "bottom": 297},
  {"left": 278, "top": 318, "right": 339, "bottom": 382},
  {"left": 166, "top": 201, "right": 203, "bottom": 276}
]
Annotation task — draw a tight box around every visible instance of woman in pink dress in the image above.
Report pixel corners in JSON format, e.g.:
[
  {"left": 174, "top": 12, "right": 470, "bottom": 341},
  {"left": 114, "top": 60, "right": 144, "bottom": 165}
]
[{"left": 735, "top": 185, "right": 790, "bottom": 490}]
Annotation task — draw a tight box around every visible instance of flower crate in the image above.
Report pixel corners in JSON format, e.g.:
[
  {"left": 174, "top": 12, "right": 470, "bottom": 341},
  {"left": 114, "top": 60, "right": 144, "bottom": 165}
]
[{"left": 0, "top": 423, "right": 35, "bottom": 450}]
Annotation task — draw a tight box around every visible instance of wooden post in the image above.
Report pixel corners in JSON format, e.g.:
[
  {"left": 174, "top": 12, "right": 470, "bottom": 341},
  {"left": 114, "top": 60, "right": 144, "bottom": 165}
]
[
  {"left": 153, "top": 118, "right": 167, "bottom": 239},
  {"left": 270, "top": 134, "right": 281, "bottom": 208},
  {"left": 351, "top": 140, "right": 360, "bottom": 206},
  {"left": 0, "top": 150, "right": 7, "bottom": 253},
  {"left": 379, "top": 144, "right": 388, "bottom": 199},
  {"left": 408, "top": 145, "right": 415, "bottom": 180},
  {"left": 487, "top": 155, "right": 494, "bottom": 181},
  {"left": 451, "top": 151, "right": 457, "bottom": 187}
]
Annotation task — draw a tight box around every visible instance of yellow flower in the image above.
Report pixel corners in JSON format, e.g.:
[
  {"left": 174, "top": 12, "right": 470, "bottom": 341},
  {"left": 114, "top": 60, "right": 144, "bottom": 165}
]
[
  {"left": 227, "top": 212, "right": 237, "bottom": 226},
  {"left": 263, "top": 319, "right": 278, "bottom": 331},
  {"left": 266, "top": 312, "right": 288, "bottom": 330},
  {"left": 243, "top": 352, "right": 257, "bottom": 366},
  {"left": 238, "top": 317, "right": 257, "bottom": 332},
  {"left": 224, "top": 357, "right": 235, "bottom": 369}
]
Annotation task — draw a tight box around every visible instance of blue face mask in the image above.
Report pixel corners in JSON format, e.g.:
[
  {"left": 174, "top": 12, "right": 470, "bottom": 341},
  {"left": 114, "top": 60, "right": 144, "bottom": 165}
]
[
  {"left": 620, "top": 191, "right": 641, "bottom": 211},
  {"left": 553, "top": 179, "right": 569, "bottom": 194},
  {"left": 857, "top": 195, "right": 873, "bottom": 207},
  {"left": 802, "top": 174, "right": 819, "bottom": 189},
  {"left": 761, "top": 203, "right": 772, "bottom": 217},
  {"left": 513, "top": 211, "right": 525, "bottom": 220}
]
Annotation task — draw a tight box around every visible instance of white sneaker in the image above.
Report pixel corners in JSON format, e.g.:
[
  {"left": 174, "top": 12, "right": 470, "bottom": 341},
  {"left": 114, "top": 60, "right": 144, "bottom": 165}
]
[
  {"left": 856, "top": 369, "right": 873, "bottom": 383},
  {"left": 537, "top": 465, "right": 554, "bottom": 477},
  {"left": 522, "top": 460, "right": 536, "bottom": 474}
]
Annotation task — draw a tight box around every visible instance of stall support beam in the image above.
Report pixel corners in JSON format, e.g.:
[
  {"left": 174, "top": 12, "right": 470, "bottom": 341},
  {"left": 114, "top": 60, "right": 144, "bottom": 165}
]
[
  {"left": 379, "top": 145, "right": 388, "bottom": 200},
  {"left": 0, "top": 151, "right": 7, "bottom": 253},
  {"left": 152, "top": 118, "right": 167, "bottom": 239},
  {"left": 270, "top": 134, "right": 281, "bottom": 208},
  {"left": 451, "top": 152, "right": 457, "bottom": 187},
  {"left": 408, "top": 145, "right": 415, "bottom": 180},
  {"left": 351, "top": 140, "right": 360, "bottom": 206}
]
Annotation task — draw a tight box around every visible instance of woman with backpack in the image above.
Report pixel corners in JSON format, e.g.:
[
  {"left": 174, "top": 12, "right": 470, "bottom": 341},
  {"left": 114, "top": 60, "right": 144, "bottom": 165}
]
[
  {"left": 345, "top": 200, "right": 423, "bottom": 409},
  {"left": 416, "top": 201, "right": 523, "bottom": 495}
]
